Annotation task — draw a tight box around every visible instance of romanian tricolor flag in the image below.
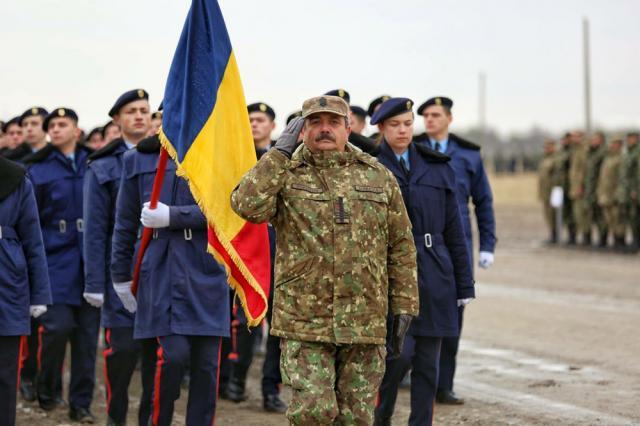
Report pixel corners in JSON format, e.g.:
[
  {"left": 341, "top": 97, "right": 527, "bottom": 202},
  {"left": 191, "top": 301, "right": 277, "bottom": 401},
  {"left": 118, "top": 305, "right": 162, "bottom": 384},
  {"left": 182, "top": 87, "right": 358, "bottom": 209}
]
[{"left": 159, "top": 0, "right": 270, "bottom": 326}]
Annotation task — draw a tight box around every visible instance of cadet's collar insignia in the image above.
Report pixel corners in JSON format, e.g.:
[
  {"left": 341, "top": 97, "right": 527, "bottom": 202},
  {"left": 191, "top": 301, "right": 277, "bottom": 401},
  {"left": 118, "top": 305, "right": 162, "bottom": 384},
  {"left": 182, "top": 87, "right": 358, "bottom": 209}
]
[
  {"left": 137, "top": 89, "right": 145, "bottom": 98},
  {"left": 435, "top": 97, "right": 442, "bottom": 106},
  {"left": 259, "top": 103, "right": 267, "bottom": 112},
  {"left": 383, "top": 95, "right": 390, "bottom": 102},
  {"left": 31, "top": 107, "right": 38, "bottom": 115},
  {"left": 406, "top": 100, "right": 412, "bottom": 110},
  {"left": 58, "top": 108, "right": 65, "bottom": 117},
  {"left": 319, "top": 97, "right": 327, "bottom": 107},
  {"left": 338, "top": 89, "right": 345, "bottom": 98}
]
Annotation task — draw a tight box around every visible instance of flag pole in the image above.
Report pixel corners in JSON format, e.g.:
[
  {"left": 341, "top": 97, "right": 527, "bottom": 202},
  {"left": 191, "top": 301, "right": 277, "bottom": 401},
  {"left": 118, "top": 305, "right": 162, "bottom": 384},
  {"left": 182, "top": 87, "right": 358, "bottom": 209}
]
[{"left": 131, "top": 146, "right": 169, "bottom": 296}]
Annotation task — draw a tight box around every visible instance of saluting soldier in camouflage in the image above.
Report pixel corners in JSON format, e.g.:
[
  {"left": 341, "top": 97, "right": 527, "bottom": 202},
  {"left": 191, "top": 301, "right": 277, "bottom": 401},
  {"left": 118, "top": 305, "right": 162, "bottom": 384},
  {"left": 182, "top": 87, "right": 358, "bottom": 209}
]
[
  {"left": 568, "top": 131, "right": 589, "bottom": 244},
  {"left": 551, "top": 133, "right": 575, "bottom": 243},
  {"left": 538, "top": 139, "right": 557, "bottom": 243},
  {"left": 231, "top": 95, "right": 419, "bottom": 425},
  {"left": 597, "top": 138, "right": 625, "bottom": 249},
  {"left": 616, "top": 132, "right": 640, "bottom": 251},
  {"left": 583, "top": 132, "right": 608, "bottom": 246}
]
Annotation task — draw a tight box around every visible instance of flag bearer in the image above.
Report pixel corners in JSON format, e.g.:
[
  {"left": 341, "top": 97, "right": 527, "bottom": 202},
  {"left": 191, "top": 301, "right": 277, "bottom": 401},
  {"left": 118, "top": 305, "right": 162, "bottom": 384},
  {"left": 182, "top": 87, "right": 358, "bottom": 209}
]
[{"left": 110, "top": 135, "right": 230, "bottom": 426}]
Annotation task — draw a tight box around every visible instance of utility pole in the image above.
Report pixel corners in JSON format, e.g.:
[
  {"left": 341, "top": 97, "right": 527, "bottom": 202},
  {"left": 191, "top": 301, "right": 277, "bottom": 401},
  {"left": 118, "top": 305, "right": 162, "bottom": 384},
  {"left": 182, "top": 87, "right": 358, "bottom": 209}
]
[{"left": 583, "top": 17, "right": 592, "bottom": 135}]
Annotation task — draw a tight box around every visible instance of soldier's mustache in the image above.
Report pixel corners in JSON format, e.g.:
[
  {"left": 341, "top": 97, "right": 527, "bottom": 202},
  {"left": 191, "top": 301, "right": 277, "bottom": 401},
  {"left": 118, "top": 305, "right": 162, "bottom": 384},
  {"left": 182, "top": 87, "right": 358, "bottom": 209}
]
[{"left": 315, "top": 132, "right": 336, "bottom": 142}]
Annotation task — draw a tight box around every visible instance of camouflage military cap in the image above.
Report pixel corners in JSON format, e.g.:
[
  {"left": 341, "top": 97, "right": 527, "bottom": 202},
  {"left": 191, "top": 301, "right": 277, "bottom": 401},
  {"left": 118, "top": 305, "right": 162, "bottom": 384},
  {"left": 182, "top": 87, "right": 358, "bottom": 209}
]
[{"left": 301, "top": 95, "right": 349, "bottom": 119}]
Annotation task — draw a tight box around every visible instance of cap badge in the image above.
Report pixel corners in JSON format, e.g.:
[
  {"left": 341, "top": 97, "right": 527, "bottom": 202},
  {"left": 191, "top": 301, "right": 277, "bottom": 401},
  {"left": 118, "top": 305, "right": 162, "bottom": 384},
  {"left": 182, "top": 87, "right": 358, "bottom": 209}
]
[
  {"left": 338, "top": 89, "right": 345, "bottom": 98},
  {"left": 383, "top": 96, "right": 390, "bottom": 102},
  {"left": 319, "top": 97, "right": 327, "bottom": 107},
  {"left": 406, "top": 101, "right": 412, "bottom": 110},
  {"left": 31, "top": 107, "right": 38, "bottom": 115},
  {"left": 137, "top": 89, "right": 145, "bottom": 98},
  {"left": 435, "top": 97, "right": 442, "bottom": 106},
  {"left": 58, "top": 109, "right": 65, "bottom": 117},
  {"left": 259, "top": 103, "right": 267, "bottom": 112}
]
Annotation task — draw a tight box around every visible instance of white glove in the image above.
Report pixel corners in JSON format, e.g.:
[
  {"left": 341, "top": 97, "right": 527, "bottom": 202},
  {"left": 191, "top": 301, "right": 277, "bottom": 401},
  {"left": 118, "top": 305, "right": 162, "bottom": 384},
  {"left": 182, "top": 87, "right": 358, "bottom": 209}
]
[
  {"left": 29, "top": 305, "right": 47, "bottom": 318},
  {"left": 83, "top": 292, "right": 104, "bottom": 308},
  {"left": 113, "top": 281, "right": 137, "bottom": 313},
  {"left": 141, "top": 201, "right": 170, "bottom": 228},
  {"left": 457, "top": 298, "right": 474, "bottom": 307},
  {"left": 478, "top": 251, "right": 494, "bottom": 269}
]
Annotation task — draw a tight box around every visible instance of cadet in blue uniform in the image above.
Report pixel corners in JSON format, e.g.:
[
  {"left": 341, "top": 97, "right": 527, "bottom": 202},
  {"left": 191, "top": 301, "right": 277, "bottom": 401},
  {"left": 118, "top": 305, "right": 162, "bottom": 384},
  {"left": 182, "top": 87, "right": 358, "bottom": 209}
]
[
  {"left": 24, "top": 108, "right": 100, "bottom": 422},
  {"left": 83, "top": 89, "right": 155, "bottom": 426},
  {"left": 222, "top": 102, "right": 286, "bottom": 413},
  {"left": 15, "top": 107, "right": 51, "bottom": 403},
  {"left": 370, "top": 98, "right": 474, "bottom": 426},
  {"left": 415, "top": 96, "right": 497, "bottom": 405},
  {"left": 0, "top": 157, "right": 52, "bottom": 426},
  {"left": 110, "top": 136, "right": 230, "bottom": 426}
]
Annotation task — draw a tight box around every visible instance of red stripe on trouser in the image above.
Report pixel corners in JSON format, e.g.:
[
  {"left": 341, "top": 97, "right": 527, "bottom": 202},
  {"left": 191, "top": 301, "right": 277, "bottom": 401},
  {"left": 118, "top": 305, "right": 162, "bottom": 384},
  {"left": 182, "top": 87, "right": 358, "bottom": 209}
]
[
  {"left": 152, "top": 338, "right": 164, "bottom": 426},
  {"left": 17, "top": 336, "right": 27, "bottom": 391},
  {"left": 37, "top": 325, "right": 45, "bottom": 372},
  {"left": 103, "top": 329, "right": 114, "bottom": 413},
  {"left": 211, "top": 338, "right": 222, "bottom": 426}
]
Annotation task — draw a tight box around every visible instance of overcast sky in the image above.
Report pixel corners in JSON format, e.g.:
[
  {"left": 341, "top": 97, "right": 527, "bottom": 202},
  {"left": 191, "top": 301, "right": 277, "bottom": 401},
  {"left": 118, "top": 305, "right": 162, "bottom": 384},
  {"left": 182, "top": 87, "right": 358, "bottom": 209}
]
[{"left": 1, "top": 0, "right": 638, "bottom": 136}]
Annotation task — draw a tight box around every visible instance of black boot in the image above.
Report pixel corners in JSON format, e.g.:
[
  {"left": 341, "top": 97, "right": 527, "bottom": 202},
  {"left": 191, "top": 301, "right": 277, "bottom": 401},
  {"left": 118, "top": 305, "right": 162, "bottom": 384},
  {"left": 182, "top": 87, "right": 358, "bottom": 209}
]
[
  {"left": 263, "top": 393, "right": 287, "bottom": 413},
  {"left": 614, "top": 236, "right": 626, "bottom": 251},
  {"left": 20, "top": 379, "right": 36, "bottom": 402},
  {"left": 582, "top": 232, "right": 592, "bottom": 246},
  {"left": 597, "top": 231, "right": 608, "bottom": 248},
  {"left": 225, "top": 377, "right": 248, "bottom": 402},
  {"left": 373, "top": 414, "right": 392, "bottom": 426},
  {"left": 567, "top": 230, "right": 577, "bottom": 245}
]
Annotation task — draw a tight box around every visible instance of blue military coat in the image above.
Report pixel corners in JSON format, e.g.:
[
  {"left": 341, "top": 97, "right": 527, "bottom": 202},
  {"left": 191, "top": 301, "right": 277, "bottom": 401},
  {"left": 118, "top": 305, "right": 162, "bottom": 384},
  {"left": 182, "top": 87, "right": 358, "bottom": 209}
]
[
  {"left": 84, "top": 139, "right": 134, "bottom": 328},
  {"left": 415, "top": 133, "right": 497, "bottom": 257},
  {"left": 110, "top": 137, "right": 230, "bottom": 339},
  {"left": 0, "top": 158, "right": 52, "bottom": 335},
  {"left": 26, "top": 144, "right": 90, "bottom": 306},
  {"left": 378, "top": 142, "right": 473, "bottom": 337}
]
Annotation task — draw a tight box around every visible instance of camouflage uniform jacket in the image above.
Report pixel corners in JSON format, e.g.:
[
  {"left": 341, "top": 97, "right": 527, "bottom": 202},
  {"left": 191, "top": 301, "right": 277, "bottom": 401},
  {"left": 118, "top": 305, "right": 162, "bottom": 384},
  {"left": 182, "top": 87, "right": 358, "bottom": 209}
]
[
  {"left": 551, "top": 146, "right": 570, "bottom": 190},
  {"left": 568, "top": 142, "right": 587, "bottom": 200},
  {"left": 231, "top": 144, "right": 419, "bottom": 345},
  {"left": 616, "top": 143, "right": 640, "bottom": 204},
  {"left": 538, "top": 153, "right": 556, "bottom": 202},
  {"left": 584, "top": 144, "right": 607, "bottom": 204},
  {"left": 596, "top": 152, "right": 622, "bottom": 207}
]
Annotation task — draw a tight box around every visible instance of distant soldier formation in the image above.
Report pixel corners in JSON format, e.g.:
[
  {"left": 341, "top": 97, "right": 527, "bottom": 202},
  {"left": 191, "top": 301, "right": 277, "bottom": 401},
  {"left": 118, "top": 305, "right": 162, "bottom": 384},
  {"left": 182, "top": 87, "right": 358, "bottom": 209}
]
[
  {"left": 0, "top": 90, "right": 496, "bottom": 426},
  {"left": 538, "top": 131, "right": 640, "bottom": 252}
]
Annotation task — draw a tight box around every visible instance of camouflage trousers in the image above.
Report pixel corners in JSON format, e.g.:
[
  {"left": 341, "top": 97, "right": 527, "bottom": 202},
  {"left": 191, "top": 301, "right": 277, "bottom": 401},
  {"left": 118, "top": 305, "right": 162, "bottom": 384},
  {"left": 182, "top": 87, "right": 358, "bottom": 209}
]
[
  {"left": 572, "top": 197, "right": 590, "bottom": 234},
  {"left": 280, "top": 339, "right": 386, "bottom": 426},
  {"left": 542, "top": 201, "right": 554, "bottom": 235},
  {"left": 602, "top": 204, "right": 625, "bottom": 237},
  {"left": 585, "top": 201, "right": 607, "bottom": 235}
]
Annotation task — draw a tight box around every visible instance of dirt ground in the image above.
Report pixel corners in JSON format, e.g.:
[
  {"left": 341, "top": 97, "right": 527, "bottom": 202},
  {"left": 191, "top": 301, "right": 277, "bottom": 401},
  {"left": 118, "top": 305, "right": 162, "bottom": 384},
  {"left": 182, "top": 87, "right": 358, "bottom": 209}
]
[{"left": 16, "top": 173, "right": 640, "bottom": 425}]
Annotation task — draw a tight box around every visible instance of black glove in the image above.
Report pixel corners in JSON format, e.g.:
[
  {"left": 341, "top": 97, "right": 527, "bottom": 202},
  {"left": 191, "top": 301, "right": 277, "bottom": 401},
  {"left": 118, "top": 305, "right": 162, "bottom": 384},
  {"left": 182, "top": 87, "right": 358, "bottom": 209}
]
[
  {"left": 388, "top": 314, "right": 412, "bottom": 359},
  {"left": 274, "top": 116, "right": 304, "bottom": 158}
]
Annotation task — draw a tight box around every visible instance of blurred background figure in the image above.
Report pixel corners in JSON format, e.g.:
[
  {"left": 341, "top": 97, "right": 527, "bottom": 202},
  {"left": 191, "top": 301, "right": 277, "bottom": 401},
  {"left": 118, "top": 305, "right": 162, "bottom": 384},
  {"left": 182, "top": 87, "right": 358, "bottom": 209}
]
[
  {"left": 616, "top": 132, "right": 640, "bottom": 252},
  {"left": 596, "top": 137, "right": 624, "bottom": 250},
  {"left": 568, "top": 131, "right": 588, "bottom": 245},
  {"left": 538, "top": 138, "right": 557, "bottom": 243},
  {"left": 583, "top": 131, "right": 608, "bottom": 247},
  {"left": 84, "top": 127, "right": 104, "bottom": 150},
  {"left": 349, "top": 105, "right": 367, "bottom": 135},
  {"left": 149, "top": 110, "right": 163, "bottom": 136},
  {"left": 551, "top": 133, "right": 573, "bottom": 244},
  {"left": 2, "top": 117, "right": 24, "bottom": 152},
  {"left": 101, "top": 120, "right": 121, "bottom": 144}
]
